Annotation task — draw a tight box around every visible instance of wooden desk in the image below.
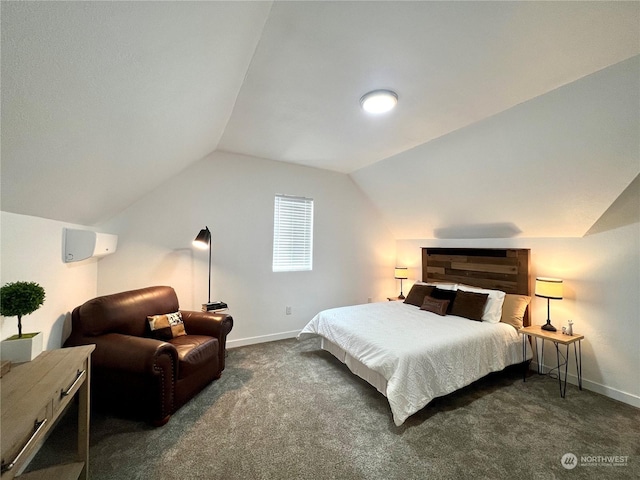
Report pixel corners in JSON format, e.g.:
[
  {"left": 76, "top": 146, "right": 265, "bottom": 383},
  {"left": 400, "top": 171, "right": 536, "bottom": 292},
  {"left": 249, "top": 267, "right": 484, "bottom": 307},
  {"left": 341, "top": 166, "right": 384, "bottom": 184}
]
[
  {"left": 1, "top": 345, "right": 94, "bottom": 480},
  {"left": 519, "top": 325, "right": 584, "bottom": 398}
]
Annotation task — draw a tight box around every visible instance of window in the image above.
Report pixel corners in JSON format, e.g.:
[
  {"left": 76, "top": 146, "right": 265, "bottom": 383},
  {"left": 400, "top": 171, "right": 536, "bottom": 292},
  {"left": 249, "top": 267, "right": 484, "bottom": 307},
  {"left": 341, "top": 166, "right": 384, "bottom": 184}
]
[{"left": 272, "top": 194, "right": 314, "bottom": 272}]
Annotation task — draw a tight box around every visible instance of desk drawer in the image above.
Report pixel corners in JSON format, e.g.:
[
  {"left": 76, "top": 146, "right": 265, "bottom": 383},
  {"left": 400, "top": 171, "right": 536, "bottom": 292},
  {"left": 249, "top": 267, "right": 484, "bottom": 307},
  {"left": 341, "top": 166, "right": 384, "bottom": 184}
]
[
  {"left": 53, "top": 361, "right": 88, "bottom": 414},
  {"left": 1, "top": 402, "right": 51, "bottom": 478}
]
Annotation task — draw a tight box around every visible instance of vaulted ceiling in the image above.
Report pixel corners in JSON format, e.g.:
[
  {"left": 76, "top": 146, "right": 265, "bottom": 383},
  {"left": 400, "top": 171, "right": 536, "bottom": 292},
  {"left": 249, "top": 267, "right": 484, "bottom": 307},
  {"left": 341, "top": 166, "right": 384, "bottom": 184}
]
[{"left": 2, "top": 1, "right": 639, "bottom": 237}]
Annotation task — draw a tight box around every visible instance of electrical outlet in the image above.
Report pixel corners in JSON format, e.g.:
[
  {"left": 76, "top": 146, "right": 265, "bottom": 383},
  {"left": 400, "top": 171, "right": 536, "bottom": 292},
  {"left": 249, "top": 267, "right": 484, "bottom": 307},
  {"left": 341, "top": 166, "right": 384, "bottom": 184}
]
[
  {"left": 367, "top": 297, "right": 373, "bottom": 303},
  {"left": 285, "top": 306, "right": 292, "bottom": 315}
]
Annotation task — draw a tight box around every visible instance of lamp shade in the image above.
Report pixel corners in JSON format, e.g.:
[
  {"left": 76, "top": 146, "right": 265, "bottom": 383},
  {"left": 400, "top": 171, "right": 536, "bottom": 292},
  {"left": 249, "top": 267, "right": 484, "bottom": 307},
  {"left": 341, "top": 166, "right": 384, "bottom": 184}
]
[
  {"left": 193, "top": 227, "right": 211, "bottom": 250},
  {"left": 535, "top": 277, "right": 563, "bottom": 299},
  {"left": 394, "top": 267, "right": 408, "bottom": 280}
]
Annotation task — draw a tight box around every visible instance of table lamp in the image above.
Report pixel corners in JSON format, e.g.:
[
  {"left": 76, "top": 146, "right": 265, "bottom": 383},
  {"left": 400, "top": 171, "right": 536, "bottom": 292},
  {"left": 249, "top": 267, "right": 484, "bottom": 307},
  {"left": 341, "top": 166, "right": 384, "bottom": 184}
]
[
  {"left": 535, "top": 277, "right": 563, "bottom": 332},
  {"left": 394, "top": 267, "right": 408, "bottom": 300}
]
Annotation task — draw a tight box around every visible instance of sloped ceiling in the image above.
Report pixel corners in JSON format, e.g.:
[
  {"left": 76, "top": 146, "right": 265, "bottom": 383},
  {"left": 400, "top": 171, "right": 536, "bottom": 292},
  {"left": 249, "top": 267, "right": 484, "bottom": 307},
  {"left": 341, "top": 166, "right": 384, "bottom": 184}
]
[
  {"left": 1, "top": 1, "right": 272, "bottom": 225},
  {"left": 219, "top": 1, "right": 639, "bottom": 173},
  {"left": 351, "top": 56, "right": 640, "bottom": 238},
  {"left": 1, "top": 1, "right": 639, "bottom": 237},
  {"left": 585, "top": 173, "right": 640, "bottom": 237}
]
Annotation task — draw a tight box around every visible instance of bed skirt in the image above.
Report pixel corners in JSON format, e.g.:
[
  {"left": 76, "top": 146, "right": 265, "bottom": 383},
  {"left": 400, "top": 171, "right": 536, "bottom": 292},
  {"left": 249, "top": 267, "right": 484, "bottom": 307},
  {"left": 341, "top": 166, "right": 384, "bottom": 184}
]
[{"left": 321, "top": 337, "right": 388, "bottom": 397}]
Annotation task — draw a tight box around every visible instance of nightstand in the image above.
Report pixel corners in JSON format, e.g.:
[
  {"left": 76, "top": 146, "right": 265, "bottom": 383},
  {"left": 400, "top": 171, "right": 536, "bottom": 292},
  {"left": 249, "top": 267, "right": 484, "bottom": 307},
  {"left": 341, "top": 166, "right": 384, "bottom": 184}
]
[
  {"left": 387, "top": 296, "right": 404, "bottom": 301},
  {"left": 519, "top": 325, "right": 584, "bottom": 398}
]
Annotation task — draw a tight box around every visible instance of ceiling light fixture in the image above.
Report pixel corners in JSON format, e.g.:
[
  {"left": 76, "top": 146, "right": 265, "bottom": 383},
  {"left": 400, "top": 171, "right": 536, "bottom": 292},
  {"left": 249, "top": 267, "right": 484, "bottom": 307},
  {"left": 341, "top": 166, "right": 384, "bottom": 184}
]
[{"left": 360, "top": 89, "right": 398, "bottom": 114}]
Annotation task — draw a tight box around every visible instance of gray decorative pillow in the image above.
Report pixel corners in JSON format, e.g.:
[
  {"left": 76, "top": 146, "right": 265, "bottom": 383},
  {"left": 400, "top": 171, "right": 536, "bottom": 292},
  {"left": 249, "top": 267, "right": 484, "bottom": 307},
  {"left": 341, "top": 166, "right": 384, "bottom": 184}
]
[{"left": 420, "top": 296, "right": 450, "bottom": 316}]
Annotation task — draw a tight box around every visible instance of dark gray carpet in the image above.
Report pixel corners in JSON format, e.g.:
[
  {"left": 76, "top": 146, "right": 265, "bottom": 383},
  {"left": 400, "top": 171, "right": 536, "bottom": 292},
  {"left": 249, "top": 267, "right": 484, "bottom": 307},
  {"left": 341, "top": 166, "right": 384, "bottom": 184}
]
[{"left": 30, "top": 338, "right": 639, "bottom": 479}]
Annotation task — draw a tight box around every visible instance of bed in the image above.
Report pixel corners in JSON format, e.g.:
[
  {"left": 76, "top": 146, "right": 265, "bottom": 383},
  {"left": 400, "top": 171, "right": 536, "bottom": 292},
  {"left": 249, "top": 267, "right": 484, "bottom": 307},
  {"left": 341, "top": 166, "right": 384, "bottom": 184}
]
[{"left": 298, "top": 248, "right": 533, "bottom": 426}]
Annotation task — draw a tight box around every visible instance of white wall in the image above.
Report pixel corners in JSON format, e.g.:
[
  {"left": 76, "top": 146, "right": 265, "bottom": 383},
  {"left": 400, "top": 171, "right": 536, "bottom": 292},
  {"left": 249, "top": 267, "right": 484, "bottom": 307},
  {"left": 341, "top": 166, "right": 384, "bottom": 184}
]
[
  {"left": 0, "top": 211, "right": 98, "bottom": 349},
  {"left": 97, "top": 151, "right": 396, "bottom": 347},
  {"left": 396, "top": 222, "right": 640, "bottom": 407},
  {"left": 2, "top": 165, "right": 637, "bottom": 412}
]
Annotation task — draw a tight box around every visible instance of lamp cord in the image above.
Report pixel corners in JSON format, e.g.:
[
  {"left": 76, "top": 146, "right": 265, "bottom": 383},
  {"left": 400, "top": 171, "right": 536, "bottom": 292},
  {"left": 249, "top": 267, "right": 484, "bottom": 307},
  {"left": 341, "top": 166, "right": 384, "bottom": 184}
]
[{"left": 546, "top": 348, "right": 567, "bottom": 380}]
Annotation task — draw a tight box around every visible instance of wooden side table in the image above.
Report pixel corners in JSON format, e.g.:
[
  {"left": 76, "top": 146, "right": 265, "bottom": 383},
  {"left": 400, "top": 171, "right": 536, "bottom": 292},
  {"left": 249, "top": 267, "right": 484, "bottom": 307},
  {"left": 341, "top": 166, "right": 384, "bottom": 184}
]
[
  {"left": 519, "top": 325, "right": 584, "bottom": 398},
  {"left": 387, "top": 297, "right": 404, "bottom": 301},
  {"left": 1, "top": 345, "right": 94, "bottom": 480}
]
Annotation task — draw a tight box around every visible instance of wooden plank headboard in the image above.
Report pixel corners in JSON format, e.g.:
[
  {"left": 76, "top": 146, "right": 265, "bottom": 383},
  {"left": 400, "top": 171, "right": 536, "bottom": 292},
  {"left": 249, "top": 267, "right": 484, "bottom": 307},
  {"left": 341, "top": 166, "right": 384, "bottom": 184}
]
[{"left": 422, "top": 248, "right": 531, "bottom": 325}]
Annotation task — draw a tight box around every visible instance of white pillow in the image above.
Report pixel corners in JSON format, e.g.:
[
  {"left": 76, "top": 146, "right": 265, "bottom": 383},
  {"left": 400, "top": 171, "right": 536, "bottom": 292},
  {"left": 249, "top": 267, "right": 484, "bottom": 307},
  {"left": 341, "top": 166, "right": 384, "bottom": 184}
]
[
  {"left": 457, "top": 285, "right": 506, "bottom": 323},
  {"left": 424, "top": 282, "right": 458, "bottom": 291}
]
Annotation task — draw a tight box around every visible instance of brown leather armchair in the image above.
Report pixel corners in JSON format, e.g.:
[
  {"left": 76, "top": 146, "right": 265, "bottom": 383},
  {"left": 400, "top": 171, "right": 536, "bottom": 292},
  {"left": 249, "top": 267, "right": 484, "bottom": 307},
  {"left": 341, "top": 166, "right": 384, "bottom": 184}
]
[{"left": 64, "top": 286, "right": 233, "bottom": 425}]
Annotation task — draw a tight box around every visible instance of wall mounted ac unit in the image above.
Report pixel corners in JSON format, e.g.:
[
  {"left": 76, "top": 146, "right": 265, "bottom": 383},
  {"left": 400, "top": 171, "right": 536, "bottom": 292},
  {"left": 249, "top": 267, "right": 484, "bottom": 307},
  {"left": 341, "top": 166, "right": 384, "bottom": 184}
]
[{"left": 63, "top": 228, "right": 118, "bottom": 263}]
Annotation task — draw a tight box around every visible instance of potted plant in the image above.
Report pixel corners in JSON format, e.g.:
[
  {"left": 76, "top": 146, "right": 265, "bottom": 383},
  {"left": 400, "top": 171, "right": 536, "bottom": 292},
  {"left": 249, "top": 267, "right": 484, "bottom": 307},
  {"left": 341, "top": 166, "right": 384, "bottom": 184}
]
[{"left": 1, "top": 281, "right": 46, "bottom": 362}]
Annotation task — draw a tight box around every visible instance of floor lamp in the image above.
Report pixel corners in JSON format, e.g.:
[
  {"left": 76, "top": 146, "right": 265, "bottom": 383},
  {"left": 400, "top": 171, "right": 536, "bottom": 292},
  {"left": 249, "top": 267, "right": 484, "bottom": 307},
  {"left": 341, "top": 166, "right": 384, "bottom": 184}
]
[{"left": 193, "top": 226, "right": 214, "bottom": 311}]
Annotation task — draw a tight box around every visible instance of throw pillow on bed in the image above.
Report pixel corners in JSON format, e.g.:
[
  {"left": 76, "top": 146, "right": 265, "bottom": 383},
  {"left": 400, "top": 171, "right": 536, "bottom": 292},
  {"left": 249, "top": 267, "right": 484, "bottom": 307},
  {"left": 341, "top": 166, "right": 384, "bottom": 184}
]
[
  {"left": 450, "top": 290, "right": 489, "bottom": 321},
  {"left": 500, "top": 294, "right": 531, "bottom": 329},
  {"left": 457, "top": 284, "right": 506, "bottom": 323},
  {"left": 404, "top": 284, "right": 435, "bottom": 307},
  {"left": 420, "top": 296, "right": 450, "bottom": 316},
  {"left": 430, "top": 288, "right": 457, "bottom": 314},
  {"left": 147, "top": 311, "right": 186, "bottom": 340}
]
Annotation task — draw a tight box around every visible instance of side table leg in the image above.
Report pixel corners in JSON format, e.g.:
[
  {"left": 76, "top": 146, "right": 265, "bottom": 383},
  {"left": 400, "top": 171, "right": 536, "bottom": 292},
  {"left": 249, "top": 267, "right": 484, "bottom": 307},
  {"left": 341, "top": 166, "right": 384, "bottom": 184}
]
[
  {"left": 78, "top": 357, "right": 91, "bottom": 480},
  {"left": 555, "top": 342, "right": 565, "bottom": 398},
  {"left": 522, "top": 334, "right": 527, "bottom": 382},
  {"left": 562, "top": 344, "right": 570, "bottom": 398},
  {"left": 574, "top": 341, "right": 583, "bottom": 390}
]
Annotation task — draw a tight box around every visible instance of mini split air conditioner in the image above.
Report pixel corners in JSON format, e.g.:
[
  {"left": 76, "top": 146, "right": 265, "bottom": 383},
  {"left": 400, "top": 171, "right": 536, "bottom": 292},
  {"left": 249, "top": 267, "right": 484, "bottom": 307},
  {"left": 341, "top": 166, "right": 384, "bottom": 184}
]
[{"left": 63, "top": 228, "right": 118, "bottom": 263}]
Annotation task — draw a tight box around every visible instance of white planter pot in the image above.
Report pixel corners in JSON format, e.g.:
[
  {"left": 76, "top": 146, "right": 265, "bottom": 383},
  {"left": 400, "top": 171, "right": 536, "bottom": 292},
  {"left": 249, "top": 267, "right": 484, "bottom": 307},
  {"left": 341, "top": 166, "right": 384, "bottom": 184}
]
[{"left": 1, "top": 332, "right": 43, "bottom": 363}]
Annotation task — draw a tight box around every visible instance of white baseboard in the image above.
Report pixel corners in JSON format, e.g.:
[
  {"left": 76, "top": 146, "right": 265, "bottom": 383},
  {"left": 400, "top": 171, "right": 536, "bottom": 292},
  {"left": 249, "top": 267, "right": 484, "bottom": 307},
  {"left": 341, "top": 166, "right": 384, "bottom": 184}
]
[
  {"left": 530, "top": 362, "right": 640, "bottom": 408},
  {"left": 226, "top": 330, "right": 300, "bottom": 349}
]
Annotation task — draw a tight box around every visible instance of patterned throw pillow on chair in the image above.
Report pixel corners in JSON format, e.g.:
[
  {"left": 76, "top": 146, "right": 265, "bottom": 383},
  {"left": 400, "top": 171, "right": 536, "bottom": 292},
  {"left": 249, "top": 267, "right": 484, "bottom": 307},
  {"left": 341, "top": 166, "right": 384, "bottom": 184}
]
[{"left": 147, "top": 311, "right": 186, "bottom": 340}]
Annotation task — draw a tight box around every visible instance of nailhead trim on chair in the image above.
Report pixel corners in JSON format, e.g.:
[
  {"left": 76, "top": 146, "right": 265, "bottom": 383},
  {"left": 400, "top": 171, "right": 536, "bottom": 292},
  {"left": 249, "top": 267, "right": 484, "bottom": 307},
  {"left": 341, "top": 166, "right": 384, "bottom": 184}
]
[{"left": 153, "top": 352, "right": 175, "bottom": 423}]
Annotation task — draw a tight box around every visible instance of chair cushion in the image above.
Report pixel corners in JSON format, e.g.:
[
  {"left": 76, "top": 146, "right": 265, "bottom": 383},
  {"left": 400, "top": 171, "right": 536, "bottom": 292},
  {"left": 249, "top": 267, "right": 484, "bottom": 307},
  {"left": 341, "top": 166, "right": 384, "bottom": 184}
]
[{"left": 168, "top": 335, "right": 219, "bottom": 380}]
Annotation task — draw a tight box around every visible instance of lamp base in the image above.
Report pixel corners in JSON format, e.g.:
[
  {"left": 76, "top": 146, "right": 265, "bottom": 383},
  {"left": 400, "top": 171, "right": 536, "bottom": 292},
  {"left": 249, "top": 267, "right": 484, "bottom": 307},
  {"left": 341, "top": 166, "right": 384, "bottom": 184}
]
[
  {"left": 398, "top": 294, "right": 405, "bottom": 300},
  {"left": 202, "top": 301, "right": 228, "bottom": 312},
  {"left": 541, "top": 321, "right": 557, "bottom": 332}
]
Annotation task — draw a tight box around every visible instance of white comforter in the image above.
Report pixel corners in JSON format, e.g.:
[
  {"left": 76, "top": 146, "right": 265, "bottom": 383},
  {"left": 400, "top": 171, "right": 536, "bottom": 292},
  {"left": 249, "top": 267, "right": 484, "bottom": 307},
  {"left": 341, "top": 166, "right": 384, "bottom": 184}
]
[{"left": 298, "top": 301, "right": 531, "bottom": 426}]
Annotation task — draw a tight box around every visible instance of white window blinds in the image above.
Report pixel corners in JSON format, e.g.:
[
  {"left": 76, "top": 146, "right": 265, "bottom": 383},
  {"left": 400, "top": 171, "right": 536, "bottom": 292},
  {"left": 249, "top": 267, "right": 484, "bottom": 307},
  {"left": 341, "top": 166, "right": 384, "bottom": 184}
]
[{"left": 272, "top": 194, "right": 314, "bottom": 272}]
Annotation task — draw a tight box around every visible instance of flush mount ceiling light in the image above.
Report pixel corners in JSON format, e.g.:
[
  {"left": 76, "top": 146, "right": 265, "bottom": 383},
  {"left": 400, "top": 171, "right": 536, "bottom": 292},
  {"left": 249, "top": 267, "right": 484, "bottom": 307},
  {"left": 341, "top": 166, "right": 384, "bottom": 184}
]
[{"left": 360, "top": 89, "right": 398, "bottom": 114}]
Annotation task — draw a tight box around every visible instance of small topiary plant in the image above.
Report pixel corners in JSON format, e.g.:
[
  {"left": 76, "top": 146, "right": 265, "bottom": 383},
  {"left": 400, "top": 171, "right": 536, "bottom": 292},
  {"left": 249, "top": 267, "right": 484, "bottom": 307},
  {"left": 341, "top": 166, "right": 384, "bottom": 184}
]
[{"left": 0, "top": 281, "right": 46, "bottom": 338}]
